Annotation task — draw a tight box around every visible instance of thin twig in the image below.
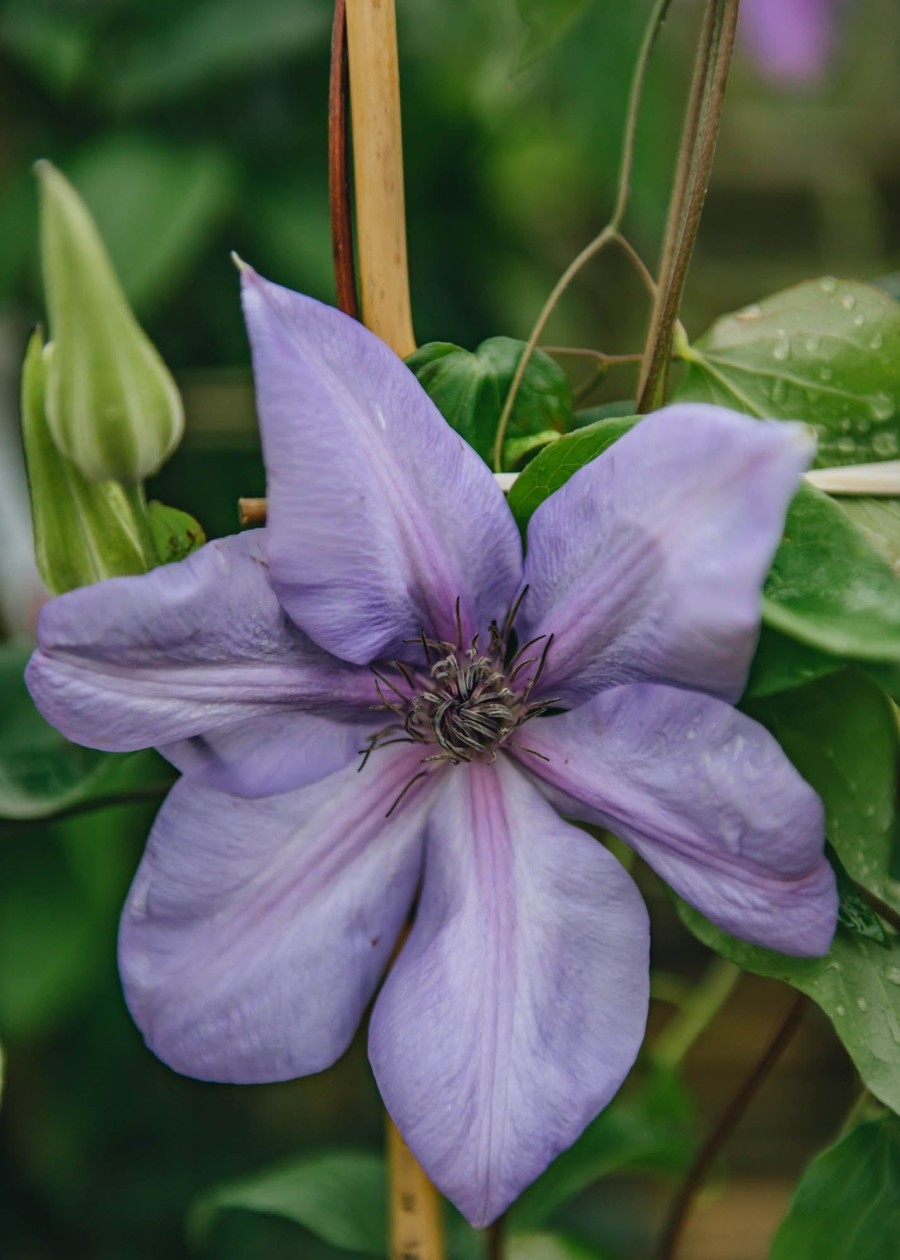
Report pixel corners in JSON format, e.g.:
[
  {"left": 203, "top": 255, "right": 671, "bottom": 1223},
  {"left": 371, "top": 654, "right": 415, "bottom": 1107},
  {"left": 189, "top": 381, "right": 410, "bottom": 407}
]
[
  {"left": 329, "top": 0, "right": 359, "bottom": 318},
  {"left": 0, "top": 782, "right": 173, "bottom": 836},
  {"left": 637, "top": 0, "right": 740, "bottom": 411},
  {"left": 656, "top": 991, "right": 808, "bottom": 1260},
  {"left": 541, "top": 346, "right": 645, "bottom": 366},
  {"left": 490, "top": 0, "right": 674, "bottom": 472},
  {"left": 613, "top": 231, "right": 658, "bottom": 298}
]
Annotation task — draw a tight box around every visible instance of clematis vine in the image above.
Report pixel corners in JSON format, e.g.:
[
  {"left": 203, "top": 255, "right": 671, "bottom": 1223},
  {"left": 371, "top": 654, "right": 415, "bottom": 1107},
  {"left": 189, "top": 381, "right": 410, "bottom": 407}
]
[
  {"left": 739, "top": 0, "right": 845, "bottom": 86},
  {"left": 26, "top": 270, "right": 838, "bottom": 1227}
]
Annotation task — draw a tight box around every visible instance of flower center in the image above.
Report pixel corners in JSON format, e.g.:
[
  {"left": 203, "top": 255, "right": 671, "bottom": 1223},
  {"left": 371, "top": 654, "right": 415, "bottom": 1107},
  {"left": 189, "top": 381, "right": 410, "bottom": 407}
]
[
  {"left": 409, "top": 647, "right": 521, "bottom": 761},
  {"left": 363, "top": 594, "right": 556, "bottom": 778}
]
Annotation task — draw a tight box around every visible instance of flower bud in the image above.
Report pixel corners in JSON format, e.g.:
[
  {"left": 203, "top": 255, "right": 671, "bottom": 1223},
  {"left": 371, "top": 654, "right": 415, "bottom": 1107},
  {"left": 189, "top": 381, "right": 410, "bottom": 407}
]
[
  {"left": 36, "top": 160, "right": 184, "bottom": 482},
  {"left": 21, "top": 330, "right": 155, "bottom": 594}
]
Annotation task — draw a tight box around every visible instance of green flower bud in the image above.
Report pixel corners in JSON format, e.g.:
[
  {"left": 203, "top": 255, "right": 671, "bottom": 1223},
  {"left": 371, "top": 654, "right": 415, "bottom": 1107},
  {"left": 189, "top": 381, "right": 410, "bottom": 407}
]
[
  {"left": 36, "top": 160, "right": 184, "bottom": 482},
  {"left": 21, "top": 330, "right": 155, "bottom": 593}
]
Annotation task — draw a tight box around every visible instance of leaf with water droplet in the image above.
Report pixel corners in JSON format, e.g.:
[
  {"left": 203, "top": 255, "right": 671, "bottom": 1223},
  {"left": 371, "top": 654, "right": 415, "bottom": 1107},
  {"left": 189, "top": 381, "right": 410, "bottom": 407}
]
[
  {"left": 681, "top": 668, "right": 900, "bottom": 1109},
  {"left": 676, "top": 899, "right": 900, "bottom": 1114},
  {"left": 675, "top": 279, "right": 900, "bottom": 467},
  {"left": 762, "top": 483, "right": 900, "bottom": 666}
]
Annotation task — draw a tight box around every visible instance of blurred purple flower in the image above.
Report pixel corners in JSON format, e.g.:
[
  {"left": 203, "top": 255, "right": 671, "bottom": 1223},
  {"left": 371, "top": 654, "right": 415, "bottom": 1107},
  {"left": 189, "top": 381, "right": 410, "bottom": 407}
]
[
  {"left": 27, "top": 270, "right": 837, "bottom": 1226},
  {"left": 740, "top": 0, "right": 844, "bottom": 86}
]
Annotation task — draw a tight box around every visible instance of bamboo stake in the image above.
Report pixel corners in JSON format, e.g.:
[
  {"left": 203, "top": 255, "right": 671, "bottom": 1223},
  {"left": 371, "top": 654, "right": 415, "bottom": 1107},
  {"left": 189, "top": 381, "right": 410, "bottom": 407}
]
[
  {"left": 386, "top": 1117, "right": 444, "bottom": 1260},
  {"left": 343, "top": 4, "right": 441, "bottom": 1256},
  {"left": 345, "top": 0, "right": 416, "bottom": 357}
]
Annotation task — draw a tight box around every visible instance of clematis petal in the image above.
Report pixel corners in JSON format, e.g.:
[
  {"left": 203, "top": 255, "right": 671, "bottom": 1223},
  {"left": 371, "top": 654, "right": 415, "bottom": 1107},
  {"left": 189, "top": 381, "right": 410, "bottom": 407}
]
[
  {"left": 369, "top": 757, "right": 649, "bottom": 1227},
  {"left": 519, "top": 405, "right": 813, "bottom": 707},
  {"left": 160, "top": 711, "right": 374, "bottom": 797},
  {"left": 119, "top": 748, "right": 438, "bottom": 1083},
  {"left": 518, "top": 685, "right": 837, "bottom": 956},
  {"left": 240, "top": 269, "right": 523, "bottom": 664},
  {"left": 26, "top": 531, "right": 376, "bottom": 767}
]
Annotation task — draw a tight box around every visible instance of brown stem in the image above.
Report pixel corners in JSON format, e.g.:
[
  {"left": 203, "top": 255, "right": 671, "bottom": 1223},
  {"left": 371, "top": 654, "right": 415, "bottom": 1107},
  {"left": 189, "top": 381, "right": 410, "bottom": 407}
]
[
  {"left": 329, "top": 0, "right": 359, "bottom": 318},
  {"left": 486, "top": 1212, "right": 506, "bottom": 1260},
  {"left": 636, "top": 0, "right": 740, "bottom": 412},
  {"left": 656, "top": 991, "right": 807, "bottom": 1260}
]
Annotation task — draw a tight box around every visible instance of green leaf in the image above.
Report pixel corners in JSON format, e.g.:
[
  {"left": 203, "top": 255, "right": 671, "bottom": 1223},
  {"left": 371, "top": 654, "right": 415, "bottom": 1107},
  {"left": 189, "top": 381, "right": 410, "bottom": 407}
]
[
  {"left": 833, "top": 858, "right": 891, "bottom": 948},
  {"left": 838, "top": 498, "right": 900, "bottom": 574},
  {"left": 509, "top": 1066, "right": 694, "bottom": 1230},
  {"left": 0, "top": 641, "right": 146, "bottom": 822},
  {"left": 147, "top": 501, "right": 206, "bottom": 566},
  {"left": 108, "top": 0, "right": 331, "bottom": 110},
  {"left": 762, "top": 483, "right": 900, "bottom": 665},
  {"left": 745, "top": 627, "right": 845, "bottom": 699},
  {"left": 21, "top": 330, "right": 153, "bottom": 595},
  {"left": 67, "top": 137, "right": 236, "bottom": 314},
  {"left": 769, "top": 1114, "right": 900, "bottom": 1259},
  {"left": 674, "top": 279, "right": 900, "bottom": 467},
  {"left": 188, "top": 1152, "right": 386, "bottom": 1255},
  {"left": 745, "top": 670, "right": 900, "bottom": 917},
  {"left": 516, "top": 0, "right": 592, "bottom": 65},
  {"left": 677, "top": 902, "right": 900, "bottom": 1114},
  {"left": 508, "top": 1234, "right": 609, "bottom": 1260},
  {"left": 681, "top": 669, "right": 900, "bottom": 1111},
  {"left": 407, "top": 337, "right": 575, "bottom": 468},
  {"left": 506, "top": 415, "right": 638, "bottom": 530}
]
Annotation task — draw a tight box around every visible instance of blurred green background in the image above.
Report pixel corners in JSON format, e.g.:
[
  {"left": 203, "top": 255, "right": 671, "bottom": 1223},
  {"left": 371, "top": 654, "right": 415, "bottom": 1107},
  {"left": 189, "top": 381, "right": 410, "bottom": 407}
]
[{"left": 0, "top": 0, "right": 898, "bottom": 1256}]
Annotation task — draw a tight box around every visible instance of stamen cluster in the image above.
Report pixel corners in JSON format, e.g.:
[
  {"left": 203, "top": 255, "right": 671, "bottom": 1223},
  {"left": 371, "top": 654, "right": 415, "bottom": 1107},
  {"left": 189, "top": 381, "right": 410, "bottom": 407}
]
[{"left": 363, "top": 595, "right": 554, "bottom": 796}]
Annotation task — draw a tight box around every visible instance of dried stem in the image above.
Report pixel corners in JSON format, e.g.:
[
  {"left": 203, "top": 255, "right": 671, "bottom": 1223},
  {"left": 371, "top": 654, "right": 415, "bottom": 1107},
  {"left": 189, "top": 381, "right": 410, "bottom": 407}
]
[
  {"left": 656, "top": 991, "right": 808, "bottom": 1260},
  {"left": 636, "top": 0, "right": 740, "bottom": 411},
  {"left": 491, "top": 0, "right": 674, "bottom": 472},
  {"left": 329, "top": 0, "right": 359, "bottom": 318}
]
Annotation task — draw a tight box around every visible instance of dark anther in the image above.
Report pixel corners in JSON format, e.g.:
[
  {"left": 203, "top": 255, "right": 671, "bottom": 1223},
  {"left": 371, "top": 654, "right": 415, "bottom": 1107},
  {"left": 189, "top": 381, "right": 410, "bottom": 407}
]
[{"left": 363, "top": 594, "right": 554, "bottom": 777}]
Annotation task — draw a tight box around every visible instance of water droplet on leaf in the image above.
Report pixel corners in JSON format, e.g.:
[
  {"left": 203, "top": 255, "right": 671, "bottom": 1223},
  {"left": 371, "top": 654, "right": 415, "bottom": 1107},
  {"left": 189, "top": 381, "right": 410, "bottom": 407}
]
[{"left": 869, "top": 392, "right": 895, "bottom": 422}]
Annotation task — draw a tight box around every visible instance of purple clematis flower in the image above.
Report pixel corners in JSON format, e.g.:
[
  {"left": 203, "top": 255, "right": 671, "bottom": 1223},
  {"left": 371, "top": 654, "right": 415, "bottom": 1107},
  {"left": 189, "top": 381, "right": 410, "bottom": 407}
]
[
  {"left": 739, "top": 0, "right": 844, "bottom": 86},
  {"left": 26, "top": 269, "right": 838, "bottom": 1226}
]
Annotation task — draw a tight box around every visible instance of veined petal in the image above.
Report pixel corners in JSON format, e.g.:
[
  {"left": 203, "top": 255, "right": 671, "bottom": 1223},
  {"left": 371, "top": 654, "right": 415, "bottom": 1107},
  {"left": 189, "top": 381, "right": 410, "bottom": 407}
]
[
  {"left": 119, "top": 748, "right": 438, "bottom": 1083},
  {"left": 519, "top": 405, "right": 813, "bottom": 707},
  {"left": 518, "top": 685, "right": 837, "bottom": 956},
  {"left": 240, "top": 270, "right": 523, "bottom": 664},
  {"left": 369, "top": 757, "right": 649, "bottom": 1227},
  {"left": 26, "top": 531, "right": 376, "bottom": 757},
  {"left": 160, "top": 711, "right": 374, "bottom": 798}
]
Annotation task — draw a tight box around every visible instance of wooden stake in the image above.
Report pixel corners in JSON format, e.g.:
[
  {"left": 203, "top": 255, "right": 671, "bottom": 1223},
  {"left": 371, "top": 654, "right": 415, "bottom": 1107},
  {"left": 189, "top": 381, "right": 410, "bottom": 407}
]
[
  {"left": 386, "top": 1118, "right": 444, "bottom": 1260},
  {"left": 343, "top": 4, "right": 440, "bottom": 1257},
  {"left": 345, "top": 0, "right": 416, "bottom": 357}
]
